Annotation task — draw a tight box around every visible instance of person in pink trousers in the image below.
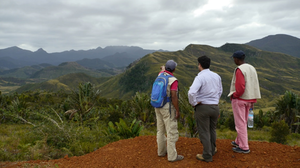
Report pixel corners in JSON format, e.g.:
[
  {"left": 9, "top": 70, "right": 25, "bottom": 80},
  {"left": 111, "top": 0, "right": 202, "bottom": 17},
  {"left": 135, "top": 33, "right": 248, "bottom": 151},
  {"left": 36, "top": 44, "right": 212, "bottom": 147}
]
[{"left": 228, "top": 50, "right": 261, "bottom": 154}]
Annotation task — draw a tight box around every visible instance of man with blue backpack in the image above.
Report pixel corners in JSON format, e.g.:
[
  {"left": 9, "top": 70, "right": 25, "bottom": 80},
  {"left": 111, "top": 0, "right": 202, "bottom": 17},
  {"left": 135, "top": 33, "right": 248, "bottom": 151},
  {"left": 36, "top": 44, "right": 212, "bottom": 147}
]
[{"left": 150, "top": 60, "right": 184, "bottom": 162}]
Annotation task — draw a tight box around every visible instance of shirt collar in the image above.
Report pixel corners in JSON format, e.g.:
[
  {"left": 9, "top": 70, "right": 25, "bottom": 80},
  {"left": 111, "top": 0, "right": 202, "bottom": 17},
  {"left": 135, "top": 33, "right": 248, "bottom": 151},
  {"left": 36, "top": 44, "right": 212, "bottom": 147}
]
[
  {"left": 198, "top": 69, "right": 210, "bottom": 75},
  {"left": 164, "top": 70, "right": 174, "bottom": 76}
]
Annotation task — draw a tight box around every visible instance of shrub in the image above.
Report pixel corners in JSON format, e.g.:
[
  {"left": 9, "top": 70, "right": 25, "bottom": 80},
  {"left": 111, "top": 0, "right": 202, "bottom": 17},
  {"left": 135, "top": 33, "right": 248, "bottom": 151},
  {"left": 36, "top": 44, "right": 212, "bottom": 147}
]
[
  {"left": 224, "top": 113, "right": 236, "bottom": 131},
  {"left": 255, "top": 109, "right": 272, "bottom": 129},
  {"left": 217, "top": 110, "right": 226, "bottom": 129},
  {"left": 269, "top": 120, "right": 290, "bottom": 144},
  {"left": 104, "top": 118, "right": 143, "bottom": 139}
]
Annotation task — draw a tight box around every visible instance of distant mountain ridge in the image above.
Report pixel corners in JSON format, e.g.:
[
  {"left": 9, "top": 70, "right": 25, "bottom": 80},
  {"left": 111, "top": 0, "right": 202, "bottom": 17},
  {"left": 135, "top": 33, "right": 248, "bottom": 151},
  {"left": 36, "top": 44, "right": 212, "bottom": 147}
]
[
  {"left": 15, "top": 43, "right": 300, "bottom": 109},
  {"left": 0, "top": 46, "right": 165, "bottom": 70},
  {"left": 246, "top": 34, "right": 300, "bottom": 58}
]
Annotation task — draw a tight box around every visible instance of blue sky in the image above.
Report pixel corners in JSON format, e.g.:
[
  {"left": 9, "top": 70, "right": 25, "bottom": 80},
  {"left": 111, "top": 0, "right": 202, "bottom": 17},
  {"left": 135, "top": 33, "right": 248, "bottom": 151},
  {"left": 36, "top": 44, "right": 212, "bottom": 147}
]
[{"left": 0, "top": 0, "right": 299, "bottom": 52}]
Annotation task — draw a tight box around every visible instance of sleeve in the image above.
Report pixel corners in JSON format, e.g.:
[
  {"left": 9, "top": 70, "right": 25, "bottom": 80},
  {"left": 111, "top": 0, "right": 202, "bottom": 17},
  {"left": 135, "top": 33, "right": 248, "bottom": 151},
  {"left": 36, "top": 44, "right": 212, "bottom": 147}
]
[
  {"left": 218, "top": 76, "right": 223, "bottom": 99},
  {"left": 188, "top": 76, "right": 201, "bottom": 106},
  {"left": 233, "top": 68, "right": 245, "bottom": 98},
  {"left": 170, "top": 80, "right": 178, "bottom": 91}
]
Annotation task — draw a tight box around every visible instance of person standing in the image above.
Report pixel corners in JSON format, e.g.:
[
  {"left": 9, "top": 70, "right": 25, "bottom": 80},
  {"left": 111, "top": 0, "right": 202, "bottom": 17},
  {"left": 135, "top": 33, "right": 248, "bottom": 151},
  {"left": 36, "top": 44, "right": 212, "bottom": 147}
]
[
  {"left": 188, "top": 56, "right": 223, "bottom": 162},
  {"left": 228, "top": 50, "right": 261, "bottom": 154},
  {"left": 154, "top": 60, "right": 184, "bottom": 162}
]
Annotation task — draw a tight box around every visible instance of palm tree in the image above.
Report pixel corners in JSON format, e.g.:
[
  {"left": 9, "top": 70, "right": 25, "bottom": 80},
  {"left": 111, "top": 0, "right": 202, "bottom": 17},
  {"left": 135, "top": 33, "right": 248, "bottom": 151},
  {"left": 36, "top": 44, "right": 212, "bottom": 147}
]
[
  {"left": 66, "top": 82, "right": 101, "bottom": 126},
  {"left": 179, "top": 87, "right": 197, "bottom": 137},
  {"left": 131, "top": 92, "right": 155, "bottom": 125}
]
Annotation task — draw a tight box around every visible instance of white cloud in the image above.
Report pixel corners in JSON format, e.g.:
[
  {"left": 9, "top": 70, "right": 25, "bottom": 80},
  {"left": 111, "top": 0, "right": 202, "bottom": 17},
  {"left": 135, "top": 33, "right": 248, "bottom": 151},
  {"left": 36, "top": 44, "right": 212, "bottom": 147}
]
[{"left": 0, "top": 0, "right": 299, "bottom": 52}]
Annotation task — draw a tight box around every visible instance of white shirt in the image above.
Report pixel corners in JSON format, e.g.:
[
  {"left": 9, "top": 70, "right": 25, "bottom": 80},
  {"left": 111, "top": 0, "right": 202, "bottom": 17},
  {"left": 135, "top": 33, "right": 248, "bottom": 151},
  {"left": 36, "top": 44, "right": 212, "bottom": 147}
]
[{"left": 188, "top": 69, "right": 223, "bottom": 106}]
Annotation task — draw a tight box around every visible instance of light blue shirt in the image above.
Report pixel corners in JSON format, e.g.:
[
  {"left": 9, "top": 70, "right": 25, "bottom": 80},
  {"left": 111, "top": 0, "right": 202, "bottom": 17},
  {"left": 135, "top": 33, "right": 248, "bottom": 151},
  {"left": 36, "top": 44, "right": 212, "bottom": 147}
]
[{"left": 188, "top": 69, "right": 223, "bottom": 106}]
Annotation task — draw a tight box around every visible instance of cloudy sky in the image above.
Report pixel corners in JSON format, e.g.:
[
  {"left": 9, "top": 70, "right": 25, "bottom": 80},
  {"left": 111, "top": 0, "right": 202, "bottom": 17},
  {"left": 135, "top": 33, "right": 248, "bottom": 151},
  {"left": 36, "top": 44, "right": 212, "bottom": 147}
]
[{"left": 1, "top": 0, "right": 299, "bottom": 53}]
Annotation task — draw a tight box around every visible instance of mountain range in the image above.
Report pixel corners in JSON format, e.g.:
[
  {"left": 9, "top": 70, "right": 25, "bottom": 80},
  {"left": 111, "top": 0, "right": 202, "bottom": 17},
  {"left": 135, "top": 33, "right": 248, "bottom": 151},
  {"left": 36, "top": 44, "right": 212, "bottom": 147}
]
[
  {"left": 246, "top": 34, "right": 300, "bottom": 58},
  {"left": 1, "top": 34, "right": 300, "bottom": 109},
  {"left": 0, "top": 46, "right": 165, "bottom": 70}
]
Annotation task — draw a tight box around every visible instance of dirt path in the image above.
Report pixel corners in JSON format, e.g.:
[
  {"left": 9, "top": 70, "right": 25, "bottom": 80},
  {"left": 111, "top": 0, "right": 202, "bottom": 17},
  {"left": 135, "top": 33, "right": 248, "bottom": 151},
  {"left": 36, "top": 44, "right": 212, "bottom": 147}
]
[{"left": 1, "top": 135, "right": 300, "bottom": 168}]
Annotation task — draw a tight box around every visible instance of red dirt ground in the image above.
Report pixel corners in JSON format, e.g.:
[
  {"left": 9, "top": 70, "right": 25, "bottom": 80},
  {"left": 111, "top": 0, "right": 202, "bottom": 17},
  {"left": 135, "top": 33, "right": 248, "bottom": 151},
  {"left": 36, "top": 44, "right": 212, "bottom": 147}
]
[{"left": 1, "top": 135, "right": 300, "bottom": 168}]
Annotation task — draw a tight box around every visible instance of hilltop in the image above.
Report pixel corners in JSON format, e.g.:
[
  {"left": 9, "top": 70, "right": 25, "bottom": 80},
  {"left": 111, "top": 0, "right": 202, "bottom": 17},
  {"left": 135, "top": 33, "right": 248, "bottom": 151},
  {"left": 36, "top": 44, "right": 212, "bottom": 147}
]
[
  {"left": 2, "top": 136, "right": 299, "bottom": 168},
  {"left": 246, "top": 34, "right": 300, "bottom": 58}
]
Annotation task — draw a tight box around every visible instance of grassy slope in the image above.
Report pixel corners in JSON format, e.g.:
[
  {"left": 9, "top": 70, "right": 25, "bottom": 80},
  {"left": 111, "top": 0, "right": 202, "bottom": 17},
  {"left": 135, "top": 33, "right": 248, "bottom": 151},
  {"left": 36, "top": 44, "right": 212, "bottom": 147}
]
[
  {"left": 11, "top": 43, "right": 300, "bottom": 108},
  {"left": 30, "top": 62, "right": 112, "bottom": 79},
  {"left": 97, "top": 43, "right": 300, "bottom": 108},
  {"left": 14, "top": 73, "right": 112, "bottom": 93}
]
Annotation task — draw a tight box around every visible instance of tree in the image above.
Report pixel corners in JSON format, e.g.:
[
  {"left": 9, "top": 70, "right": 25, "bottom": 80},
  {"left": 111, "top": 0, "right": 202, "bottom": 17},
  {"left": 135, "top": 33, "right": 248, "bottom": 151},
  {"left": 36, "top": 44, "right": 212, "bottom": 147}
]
[
  {"left": 179, "top": 87, "right": 196, "bottom": 137},
  {"left": 66, "top": 82, "right": 101, "bottom": 126},
  {"left": 275, "top": 91, "right": 300, "bottom": 133},
  {"left": 130, "top": 92, "right": 155, "bottom": 125}
]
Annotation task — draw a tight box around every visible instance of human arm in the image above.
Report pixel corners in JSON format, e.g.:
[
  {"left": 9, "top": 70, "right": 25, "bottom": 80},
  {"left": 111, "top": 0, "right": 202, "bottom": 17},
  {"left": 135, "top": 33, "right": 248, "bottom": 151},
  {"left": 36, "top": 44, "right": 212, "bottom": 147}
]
[
  {"left": 218, "top": 76, "right": 223, "bottom": 99},
  {"left": 158, "top": 66, "right": 166, "bottom": 75},
  {"left": 171, "top": 90, "right": 180, "bottom": 119},
  {"left": 188, "top": 76, "right": 201, "bottom": 106},
  {"left": 232, "top": 68, "right": 245, "bottom": 98}
]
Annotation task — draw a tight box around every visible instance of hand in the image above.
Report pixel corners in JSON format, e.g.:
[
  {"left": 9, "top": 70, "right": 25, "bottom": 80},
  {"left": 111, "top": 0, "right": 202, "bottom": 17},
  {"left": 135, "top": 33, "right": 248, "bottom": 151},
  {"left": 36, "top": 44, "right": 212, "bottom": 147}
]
[
  {"left": 160, "top": 65, "right": 165, "bottom": 71},
  {"left": 175, "top": 111, "right": 180, "bottom": 119}
]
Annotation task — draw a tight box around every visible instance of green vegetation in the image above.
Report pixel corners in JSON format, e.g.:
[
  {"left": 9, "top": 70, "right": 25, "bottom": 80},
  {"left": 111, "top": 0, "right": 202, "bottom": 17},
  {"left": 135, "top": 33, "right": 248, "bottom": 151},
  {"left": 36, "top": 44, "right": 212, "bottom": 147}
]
[
  {"left": 104, "top": 118, "right": 143, "bottom": 139},
  {"left": 1, "top": 80, "right": 300, "bottom": 162},
  {"left": 1, "top": 43, "right": 300, "bottom": 162},
  {"left": 269, "top": 120, "right": 290, "bottom": 144}
]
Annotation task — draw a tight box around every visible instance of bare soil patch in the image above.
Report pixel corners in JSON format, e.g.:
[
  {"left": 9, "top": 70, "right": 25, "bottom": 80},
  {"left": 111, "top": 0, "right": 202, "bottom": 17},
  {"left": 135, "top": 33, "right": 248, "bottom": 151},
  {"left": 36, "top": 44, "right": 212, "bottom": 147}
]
[{"left": 1, "top": 135, "right": 300, "bottom": 167}]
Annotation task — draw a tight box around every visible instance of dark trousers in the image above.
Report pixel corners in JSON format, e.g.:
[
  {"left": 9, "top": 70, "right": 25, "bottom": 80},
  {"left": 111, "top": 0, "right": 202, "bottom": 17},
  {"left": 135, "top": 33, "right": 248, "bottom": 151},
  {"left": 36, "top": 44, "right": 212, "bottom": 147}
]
[{"left": 194, "top": 104, "right": 219, "bottom": 161}]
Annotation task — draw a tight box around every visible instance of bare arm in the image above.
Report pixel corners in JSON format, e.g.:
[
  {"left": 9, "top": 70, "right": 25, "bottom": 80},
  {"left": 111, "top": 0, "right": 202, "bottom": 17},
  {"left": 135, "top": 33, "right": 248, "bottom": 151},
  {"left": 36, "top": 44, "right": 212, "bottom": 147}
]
[{"left": 171, "top": 90, "right": 180, "bottom": 119}]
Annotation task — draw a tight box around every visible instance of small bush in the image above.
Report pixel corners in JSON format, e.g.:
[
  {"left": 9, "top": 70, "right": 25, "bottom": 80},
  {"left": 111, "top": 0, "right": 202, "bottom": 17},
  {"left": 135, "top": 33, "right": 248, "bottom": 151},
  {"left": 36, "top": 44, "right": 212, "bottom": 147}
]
[
  {"left": 224, "top": 113, "right": 236, "bottom": 131},
  {"left": 104, "top": 118, "right": 143, "bottom": 139},
  {"left": 269, "top": 120, "right": 290, "bottom": 144}
]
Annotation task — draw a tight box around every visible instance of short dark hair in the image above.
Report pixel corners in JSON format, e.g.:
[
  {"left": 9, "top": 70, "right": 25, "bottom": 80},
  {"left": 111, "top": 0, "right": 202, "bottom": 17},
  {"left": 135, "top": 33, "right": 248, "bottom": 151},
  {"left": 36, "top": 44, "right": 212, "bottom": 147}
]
[{"left": 198, "top": 55, "right": 210, "bottom": 69}]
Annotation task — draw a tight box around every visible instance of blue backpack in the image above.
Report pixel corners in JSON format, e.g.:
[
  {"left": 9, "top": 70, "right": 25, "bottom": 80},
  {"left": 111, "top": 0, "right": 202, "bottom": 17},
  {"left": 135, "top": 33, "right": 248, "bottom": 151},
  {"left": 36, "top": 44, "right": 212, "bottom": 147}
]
[{"left": 150, "top": 73, "right": 173, "bottom": 108}]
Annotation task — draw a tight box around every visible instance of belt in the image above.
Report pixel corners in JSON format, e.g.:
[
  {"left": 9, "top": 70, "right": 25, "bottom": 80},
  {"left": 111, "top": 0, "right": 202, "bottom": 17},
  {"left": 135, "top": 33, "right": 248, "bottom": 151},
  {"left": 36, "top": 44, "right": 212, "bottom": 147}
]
[
  {"left": 194, "top": 103, "right": 218, "bottom": 111},
  {"left": 195, "top": 102, "right": 218, "bottom": 107}
]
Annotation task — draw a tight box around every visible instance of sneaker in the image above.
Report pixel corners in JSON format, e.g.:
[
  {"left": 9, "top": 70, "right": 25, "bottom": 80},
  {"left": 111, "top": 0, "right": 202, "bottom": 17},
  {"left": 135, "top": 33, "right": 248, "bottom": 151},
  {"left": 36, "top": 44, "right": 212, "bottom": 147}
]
[
  {"left": 196, "top": 154, "right": 212, "bottom": 162},
  {"left": 232, "top": 147, "right": 250, "bottom": 154},
  {"left": 231, "top": 141, "right": 239, "bottom": 147},
  {"left": 213, "top": 147, "right": 217, "bottom": 155},
  {"left": 169, "top": 155, "right": 184, "bottom": 162}
]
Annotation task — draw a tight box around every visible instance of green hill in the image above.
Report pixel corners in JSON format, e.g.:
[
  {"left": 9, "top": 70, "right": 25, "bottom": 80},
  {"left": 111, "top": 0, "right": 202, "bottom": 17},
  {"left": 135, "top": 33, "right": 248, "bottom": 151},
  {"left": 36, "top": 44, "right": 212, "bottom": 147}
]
[
  {"left": 13, "top": 43, "right": 300, "bottom": 108},
  {"left": 0, "top": 64, "right": 49, "bottom": 78},
  {"left": 246, "top": 34, "right": 300, "bottom": 58},
  {"left": 30, "top": 62, "right": 112, "bottom": 80},
  {"left": 14, "top": 72, "right": 111, "bottom": 93},
  {"left": 96, "top": 43, "right": 300, "bottom": 107}
]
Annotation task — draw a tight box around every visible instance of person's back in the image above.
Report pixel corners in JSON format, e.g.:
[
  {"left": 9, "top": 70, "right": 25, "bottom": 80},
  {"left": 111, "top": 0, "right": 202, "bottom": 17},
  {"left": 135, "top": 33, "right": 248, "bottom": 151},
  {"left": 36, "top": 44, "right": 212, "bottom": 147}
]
[
  {"left": 228, "top": 50, "right": 261, "bottom": 154},
  {"left": 153, "top": 60, "right": 184, "bottom": 162},
  {"left": 194, "top": 70, "right": 222, "bottom": 104},
  {"left": 188, "top": 55, "right": 223, "bottom": 162}
]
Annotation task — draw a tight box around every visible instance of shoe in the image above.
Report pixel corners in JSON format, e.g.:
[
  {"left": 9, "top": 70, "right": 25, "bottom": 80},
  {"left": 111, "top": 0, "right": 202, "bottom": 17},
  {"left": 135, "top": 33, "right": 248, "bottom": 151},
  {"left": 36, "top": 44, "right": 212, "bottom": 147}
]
[
  {"left": 196, "top": 154, "right": 212, "bottom": 162},
  {"left": 231, "top": 141, "right": 239, "bottom": 147},
  {"left": 232, "top": 147, "right": 250, "bottom": 154},
  {"left": 213, "top": 147, "right": 217, "bottom": 155},
  {"left": 169, "top": 155, "right": 184, "bottom": 162}
]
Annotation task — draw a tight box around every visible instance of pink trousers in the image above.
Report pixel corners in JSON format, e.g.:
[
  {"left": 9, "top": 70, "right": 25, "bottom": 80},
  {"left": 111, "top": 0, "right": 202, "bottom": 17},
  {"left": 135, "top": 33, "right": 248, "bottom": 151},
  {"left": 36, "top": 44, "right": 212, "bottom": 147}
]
[{"left": 231, "top": 99, "right": 251, "bottom": 150}]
